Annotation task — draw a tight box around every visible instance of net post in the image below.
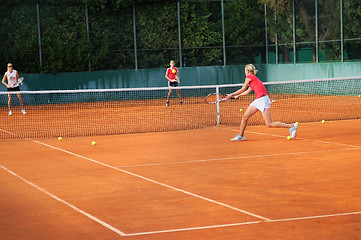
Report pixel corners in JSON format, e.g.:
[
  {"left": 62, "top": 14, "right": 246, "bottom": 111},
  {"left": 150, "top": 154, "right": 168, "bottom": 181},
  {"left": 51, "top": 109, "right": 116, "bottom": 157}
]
[{"left": 216, "top": 86, "right": 220, "bottom": 125}]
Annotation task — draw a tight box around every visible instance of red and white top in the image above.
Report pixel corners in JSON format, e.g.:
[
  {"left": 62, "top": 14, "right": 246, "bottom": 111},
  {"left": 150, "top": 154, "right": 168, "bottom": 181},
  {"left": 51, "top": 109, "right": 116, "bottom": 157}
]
[
  {"left": 247, "top": 74, "right": 268, "bottom": 99},
  {"left": 166, "top": 67, "right": 178, "bottom": 81}
]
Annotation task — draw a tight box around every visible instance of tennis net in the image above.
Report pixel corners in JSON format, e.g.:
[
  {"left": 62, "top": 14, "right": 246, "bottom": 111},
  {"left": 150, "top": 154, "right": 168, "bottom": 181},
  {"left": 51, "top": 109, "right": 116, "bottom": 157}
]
[{"left": 1, "top": 76, "right": 361, "bottom": 139}]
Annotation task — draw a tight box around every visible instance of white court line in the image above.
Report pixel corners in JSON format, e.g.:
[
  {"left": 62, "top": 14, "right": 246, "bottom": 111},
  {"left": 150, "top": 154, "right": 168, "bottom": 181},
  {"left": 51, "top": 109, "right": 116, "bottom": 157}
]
[
  {"left": 0, "top": 128, "right": 270, "bottom": 221},
  {"left": 114, "top": 148, "right": 358, "bottom": 168},
  {"left": 222, "top": 127, "right": 360, "bottom": 148},
  {"left": 125, "top": 220, "right": 263, "bottom": 237},
  {"left": 0, "top": 164, "right": 126, "bottom": 237},
  {"left": 125, "top": 211, "right": 361, "bottom": 237},
  {"left": 269, "top": 211, "right": 361, "bottom": 223}
]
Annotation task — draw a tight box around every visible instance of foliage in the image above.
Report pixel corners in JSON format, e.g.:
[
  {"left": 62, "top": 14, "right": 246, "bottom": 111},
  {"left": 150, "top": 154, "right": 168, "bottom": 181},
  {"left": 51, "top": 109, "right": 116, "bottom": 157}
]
[
  {"left": 1, "top": 0, "right": 361, "bottom": 73},
  {"left": 224, "top": 0, "right": 265, "bottom": 64},
  {"left": 262, "top": 0, "right": 361, "bottom": 62}
]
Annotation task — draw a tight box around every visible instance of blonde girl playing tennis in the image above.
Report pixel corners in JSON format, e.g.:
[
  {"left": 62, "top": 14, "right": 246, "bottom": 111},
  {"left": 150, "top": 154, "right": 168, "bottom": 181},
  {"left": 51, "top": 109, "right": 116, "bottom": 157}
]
[{"left": 226, "top": 64, "right": 298, "bottom": 141}]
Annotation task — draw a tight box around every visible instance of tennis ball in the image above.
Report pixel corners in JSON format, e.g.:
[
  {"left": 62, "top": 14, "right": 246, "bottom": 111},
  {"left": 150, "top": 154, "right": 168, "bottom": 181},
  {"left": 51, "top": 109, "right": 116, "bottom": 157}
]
[
  {"left": 295, "top": 122, "right": 299, "bottom": 125},
  {"left": 58, "top": 137, "right": 62, "bottom": 141},
  {"left": 321, "top": 120, "right": 326, "bottom": 124},
  {"left": 91, "top": 141, "right": 96, "bottom": 146},
  {"left": 240, "top": 109, "right": 243, "bottom": 112},
  {"left": 287, "top": 136, "right": 291, "bottom": 140},
  {"left": 172, "top": 70, "right": 176, "bottom": 73},
  {"left": 358, "top": 95, "right": 361, "bottom": 98}
]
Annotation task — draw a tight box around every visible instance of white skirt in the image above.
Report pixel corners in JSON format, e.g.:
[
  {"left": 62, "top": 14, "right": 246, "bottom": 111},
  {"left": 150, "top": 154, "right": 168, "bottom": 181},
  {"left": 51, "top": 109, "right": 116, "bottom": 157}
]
[{"left": 250, "top": 95, "right": 272, "bottom": 112}]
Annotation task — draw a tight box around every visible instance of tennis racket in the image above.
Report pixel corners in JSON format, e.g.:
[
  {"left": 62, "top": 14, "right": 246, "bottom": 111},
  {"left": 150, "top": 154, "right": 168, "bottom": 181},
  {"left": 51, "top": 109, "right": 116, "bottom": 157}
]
[
  {"left": 12, "top": 77, "right": 24, "bottom": 87},
  {"left": 175, "top": 75, "right": 180, "bottom": 83},
  {"left": 205, "top": 93, "right": 227, "bottom": 104}
]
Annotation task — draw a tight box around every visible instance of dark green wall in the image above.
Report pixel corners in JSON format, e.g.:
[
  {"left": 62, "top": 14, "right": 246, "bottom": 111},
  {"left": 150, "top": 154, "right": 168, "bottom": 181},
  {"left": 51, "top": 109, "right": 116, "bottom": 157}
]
[
  {"left": 266, "top": 62, "right": 361, "bottom": 82},
  {"left": 2, "top": 62, "right": 361, "bottom": 91},
  {"left": 14, "top": 65, "right": 265, "bottom": 91}
]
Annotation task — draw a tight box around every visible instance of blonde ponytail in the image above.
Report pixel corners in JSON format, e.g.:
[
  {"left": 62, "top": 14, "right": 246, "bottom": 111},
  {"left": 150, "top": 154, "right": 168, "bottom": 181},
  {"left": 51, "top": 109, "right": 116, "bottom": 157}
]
[{"left": 245, "top": 64, "right": 258, "bottom": 75}]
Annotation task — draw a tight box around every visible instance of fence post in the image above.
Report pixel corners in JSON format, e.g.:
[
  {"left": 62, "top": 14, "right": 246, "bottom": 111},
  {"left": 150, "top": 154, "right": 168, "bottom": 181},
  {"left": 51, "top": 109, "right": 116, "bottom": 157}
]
[
  {"left": 274, "top": 8, "right": 278, "bottom": 64},
  {"left": 216, "top": 86, "right": 220, "bottom": 125},
  {"left": 36, "top": 3, "right": 43, "bottom": 72},
  {"left": 221, "top": 0, "right": 226, "bottom": 66},
  {"left": 133, "top": 4, "right": 138, "bottom": 70},
  {"left": 264, "top": 4, "right": 269, "bottom": 64},
  {"left": 292, "top": 0, "right": 296, "bottom": 64},
  {"left": 315, "top": 0, "right": 319, "bottom": 63},
  {"left": 340, "top": 0, "right": 344, "bottom": 62},
  {"left": 85, "top": 5, "right": 91, "bottom": 71},
  {"left": 177, "top": 2, "right": 182, "bottom": 67}
]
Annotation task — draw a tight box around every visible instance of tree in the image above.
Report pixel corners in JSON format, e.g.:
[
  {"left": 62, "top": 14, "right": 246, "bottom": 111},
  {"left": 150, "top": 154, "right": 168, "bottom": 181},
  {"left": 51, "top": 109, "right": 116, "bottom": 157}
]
[
  {"left": 343, "top": 0, "right": 361, "bottom": 60},
  {"left": 260, "top": 0, "right": 294, "bottom": 63},
  {"left": 260, "top": 0, "right": 352, "bottom": 62},
  {"left": 224, "top": 0, "right": 266, "bottom": 64}
]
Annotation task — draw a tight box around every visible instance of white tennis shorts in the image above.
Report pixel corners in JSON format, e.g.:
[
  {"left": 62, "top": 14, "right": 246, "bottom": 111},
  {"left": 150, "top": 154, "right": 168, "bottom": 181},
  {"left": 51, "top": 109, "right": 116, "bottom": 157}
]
[{"left": 250, "top": 95, "right": 272, "bottom": 112}]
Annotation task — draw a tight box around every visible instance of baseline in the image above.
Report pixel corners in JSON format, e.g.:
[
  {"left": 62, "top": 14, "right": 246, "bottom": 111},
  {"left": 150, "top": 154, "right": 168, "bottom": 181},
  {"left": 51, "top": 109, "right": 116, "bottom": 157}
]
[{"left": 125, "top": 211, "right": 361, "bottom": 237}]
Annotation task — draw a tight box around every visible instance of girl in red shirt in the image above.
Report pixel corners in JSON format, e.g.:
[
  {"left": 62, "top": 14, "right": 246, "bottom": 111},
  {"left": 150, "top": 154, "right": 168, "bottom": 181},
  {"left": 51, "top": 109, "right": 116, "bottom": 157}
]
[
  {"left": 226, "top": 64, "right": 298, "bottom": 141},
  {"left": 165, "top": 60, "right": 183, "bottom": 106}
]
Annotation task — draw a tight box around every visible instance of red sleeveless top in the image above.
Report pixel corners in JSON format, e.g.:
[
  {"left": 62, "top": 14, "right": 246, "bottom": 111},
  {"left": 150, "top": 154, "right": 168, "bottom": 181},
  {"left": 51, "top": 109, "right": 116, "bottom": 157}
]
[{"left": 247, "top": 74, "right": 268, "bottom": 99}]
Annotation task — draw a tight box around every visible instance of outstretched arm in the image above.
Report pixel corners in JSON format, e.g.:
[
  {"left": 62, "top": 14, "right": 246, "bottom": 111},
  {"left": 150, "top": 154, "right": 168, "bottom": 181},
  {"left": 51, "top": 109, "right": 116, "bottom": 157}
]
[
  {"left": 226, "top": 78, "right": 252, "bottom": 101},
  {"left": 234, "top": 87, "right": 253, "bottom": 98}
]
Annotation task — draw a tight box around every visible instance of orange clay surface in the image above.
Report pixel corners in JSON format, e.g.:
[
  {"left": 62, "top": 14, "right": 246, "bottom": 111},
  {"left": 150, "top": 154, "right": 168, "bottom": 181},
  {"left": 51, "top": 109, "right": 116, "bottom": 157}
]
[{"left": 1, "top": 119, "right": 361, "bottom": 239}]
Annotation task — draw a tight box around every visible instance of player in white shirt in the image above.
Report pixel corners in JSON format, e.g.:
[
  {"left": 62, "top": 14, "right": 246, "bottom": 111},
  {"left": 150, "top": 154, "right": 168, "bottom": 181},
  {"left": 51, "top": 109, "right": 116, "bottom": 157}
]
[{"left": 2, "top": 63, "right": 26, "bottom": 116}]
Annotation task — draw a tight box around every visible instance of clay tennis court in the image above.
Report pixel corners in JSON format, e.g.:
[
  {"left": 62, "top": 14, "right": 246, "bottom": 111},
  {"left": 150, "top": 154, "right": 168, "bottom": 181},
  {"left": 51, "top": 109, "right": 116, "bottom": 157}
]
[{"left": 1, "top": 118, "right": 361, "bottom": 239}]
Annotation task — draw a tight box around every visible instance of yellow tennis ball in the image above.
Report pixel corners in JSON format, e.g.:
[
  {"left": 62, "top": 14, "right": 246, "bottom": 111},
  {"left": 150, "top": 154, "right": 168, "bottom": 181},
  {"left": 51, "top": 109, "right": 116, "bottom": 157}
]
[
  {"left": 321, "top": 120, "right": 325, "bottom": 124},
  {"left": 172, "top": 70, "right": 176, "bottom": 73},
  {"left": 91, "top": 141, "right": 96, "bottom": 146},
  {"left": 358, "top": 95, "right": 361, "bottom": 98},
  {"left": 287, "top": 136, "right": 291, "bottom": 140},
  {"left": 295, "top": 122, "right": 299, "bottom": 125},
  {"left": 58, "top": 137, "right": 62, "bottom": 141},
  {"left": 240, "top": 109, "right": 243, "bottom": 112}
]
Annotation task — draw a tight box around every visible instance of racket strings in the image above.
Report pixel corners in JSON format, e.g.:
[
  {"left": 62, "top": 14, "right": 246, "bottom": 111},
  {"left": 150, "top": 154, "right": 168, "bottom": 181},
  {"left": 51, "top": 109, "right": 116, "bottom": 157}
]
[{"left": 205, "top": 93, "right": 225, "bottom": 103}]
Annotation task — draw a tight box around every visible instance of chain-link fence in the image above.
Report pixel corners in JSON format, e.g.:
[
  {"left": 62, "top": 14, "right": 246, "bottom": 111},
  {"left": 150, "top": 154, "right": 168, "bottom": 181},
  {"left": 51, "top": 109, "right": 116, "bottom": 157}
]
[{"left": 1, "top": 0, "right": 360, "bottom": 73}]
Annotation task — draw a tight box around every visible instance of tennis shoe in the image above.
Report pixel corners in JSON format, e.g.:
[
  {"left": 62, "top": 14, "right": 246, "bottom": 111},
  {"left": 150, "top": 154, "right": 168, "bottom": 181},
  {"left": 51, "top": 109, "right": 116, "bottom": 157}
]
[
  {"left": 21, "top": 109, "right": 26, "bottom": 115},
  {"left": 288, "top": 123, "right": 298, "bottom": 139},
  {"left": 180, "top": 101, "right": 184, "bottom": 105},
  {"left": 166, "top": 101, "right": 170, "bottom": 106},
  {"left": 231, "top": 134, "right": 245, "bottom": 141},
  {"left": 8, "top": 110, "right": 12, "bottom": 116}
]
